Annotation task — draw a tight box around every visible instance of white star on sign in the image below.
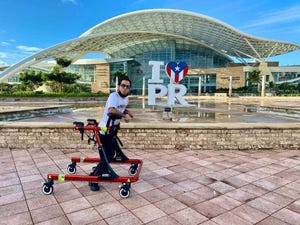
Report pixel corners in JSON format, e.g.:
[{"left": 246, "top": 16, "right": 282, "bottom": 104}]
[{"left": 175, "top": 66, "right": 180, "bottom": 71}]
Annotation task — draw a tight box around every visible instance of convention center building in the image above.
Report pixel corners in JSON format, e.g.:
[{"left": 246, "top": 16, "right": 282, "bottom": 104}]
[{"left": 1, "top": 9, "right": 300, "bottom": 95}]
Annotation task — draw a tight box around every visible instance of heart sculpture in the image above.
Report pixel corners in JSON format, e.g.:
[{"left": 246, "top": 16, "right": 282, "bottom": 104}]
[{"left": 165, "top": 61, "right": 189, "bottom": 84}]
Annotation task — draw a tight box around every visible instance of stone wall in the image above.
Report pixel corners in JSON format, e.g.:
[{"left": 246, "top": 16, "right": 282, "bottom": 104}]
[
  {"left": 0, "top": 122, "right": 299, "bottom": 150},
  {"left": 91, "top": 63, "right": 110, "bottom": 93},
  {"left": 189, "top": 66, "right": 245, "bottom": 90}
]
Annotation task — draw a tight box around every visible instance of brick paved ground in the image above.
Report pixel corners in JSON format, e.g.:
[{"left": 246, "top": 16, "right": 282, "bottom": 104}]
[{"left": 1, "top": 147, "right": 300, "bottom": 225}]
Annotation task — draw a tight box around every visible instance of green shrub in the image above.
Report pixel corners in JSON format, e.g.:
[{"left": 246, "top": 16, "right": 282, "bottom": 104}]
[{"left": 0, "top": 91, "right": 108, "bottom": 97}]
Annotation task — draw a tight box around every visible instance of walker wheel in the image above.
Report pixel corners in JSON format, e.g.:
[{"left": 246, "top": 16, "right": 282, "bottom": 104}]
[
  {"left": 67, "top": 164, "right": 76, "bottom": 174},
  {"left": 42, "top": 184, "right": 53, "bottom": 195},
  {"left": 119, "top": 187, "right": 130, "bottom": 198},
  {"left": 128, "top": 164, "right": 138, "bottom": 176},
  {"left": 128, "top": 167, "right": 137, "bottom": 176}
]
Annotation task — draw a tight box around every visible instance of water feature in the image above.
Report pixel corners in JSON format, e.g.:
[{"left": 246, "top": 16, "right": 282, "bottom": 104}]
[
  {"left": 1, "top": 97, "right": 300, "bottom": 123},
  {"left": 0, "top": 104, "right": 72, "bottom": 121}
]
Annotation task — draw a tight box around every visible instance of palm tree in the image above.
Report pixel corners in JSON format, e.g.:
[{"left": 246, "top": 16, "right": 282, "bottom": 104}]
[
  {"left": 247, "top": 70, "right": 261, "bottom": 91},
  {"left": 113, "top": 71, "right": 127, "bottom": 82},
  {"left": 266, "top": 81, "right": 276, "bottom": 95}
]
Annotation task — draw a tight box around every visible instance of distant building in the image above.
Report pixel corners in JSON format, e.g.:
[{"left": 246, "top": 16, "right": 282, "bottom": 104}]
[{"left": 1, "top": 9, "right": 300, "bottom": 94}]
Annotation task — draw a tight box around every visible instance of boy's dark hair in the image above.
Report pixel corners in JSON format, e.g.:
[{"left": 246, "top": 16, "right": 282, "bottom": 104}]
[{"left": 118, "top": 76, "right": 131, "bottom": 87}]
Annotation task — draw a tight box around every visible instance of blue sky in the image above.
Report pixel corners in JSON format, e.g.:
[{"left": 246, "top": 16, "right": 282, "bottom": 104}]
[{"left": 1, "top": 0, "right": 300, "bottom": 66}]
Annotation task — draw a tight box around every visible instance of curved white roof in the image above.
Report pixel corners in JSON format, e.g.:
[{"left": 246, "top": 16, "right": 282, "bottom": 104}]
[{"left": 1, "top": 9, "right": 300, "bottom": 81}]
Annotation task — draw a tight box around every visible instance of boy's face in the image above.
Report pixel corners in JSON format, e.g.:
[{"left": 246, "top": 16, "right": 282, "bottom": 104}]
[{"left": 118, "top": 80, "right": 131, "bottom": 95}]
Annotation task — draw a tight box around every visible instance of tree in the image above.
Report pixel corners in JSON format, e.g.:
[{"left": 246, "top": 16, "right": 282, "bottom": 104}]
[
  {"left": 55, "top": 57, "right": 72, "bottom": 68},
  {"left": 278, "top": 82, "right": 295, "bottom": 94},
  {"left": 266, "top": 81, "right": 276, "bottom": 94},
  {"left": 0, "top": 83, "right": 13, "bottom": 93},
  {"left": 43, "top": 57, "right": 81, "bottom": 92},
  {"left": 12, "top": 83, "right": 27, "bottom": 92},
  {"left": 247, "top": 70, "right": 261, "bottom": 91},
  {"left": 113, "top": 71, "right": 127, "bottom": 83},
  {"left": 19, "top": 70, "right": 43, "bottom": 90},
  {"left": 296, "top": 82, "right": 300, "bottom": 92}
]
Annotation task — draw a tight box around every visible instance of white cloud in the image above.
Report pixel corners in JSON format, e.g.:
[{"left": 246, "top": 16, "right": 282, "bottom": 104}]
[
  {"left": 0, "top": 60, "right": 9, "bottom": 66},
  {"left": 17, "top": 45, "right": 43, "bottom": 52},
  {"left": 0, "top": 42, "right": 10, "bottom": 46},
  {"left": 129, "top": 0, "right": 147, "bottom": 7},
  {"left": 0, "top": 52, "right": 7, "bottom": 58},
  {"left": 62, "top": 0, "right": 78, "bottom": 4},
  {"left": 246, "top": 4, "right": 300, "bottom": 28}
]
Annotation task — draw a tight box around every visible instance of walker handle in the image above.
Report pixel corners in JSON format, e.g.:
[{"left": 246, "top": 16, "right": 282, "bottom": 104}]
[
  {"left": 106, "top": 113, "right": 123, "bottom": 128},
  {"left": 87, "top": 119, "right": 98, "bottom": 126},
  {"left": 73, "top": 121, "right": 84, "bottom": 140}
]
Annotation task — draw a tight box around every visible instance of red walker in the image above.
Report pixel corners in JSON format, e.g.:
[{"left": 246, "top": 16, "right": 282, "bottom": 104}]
[{"left": 42, "top": 113, "right": 143, "bottom": 198}]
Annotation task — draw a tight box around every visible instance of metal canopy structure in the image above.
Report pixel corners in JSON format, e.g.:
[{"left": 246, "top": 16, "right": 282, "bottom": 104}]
[{"left": 1, "top": 9, "right": 300, "bottom": 82}]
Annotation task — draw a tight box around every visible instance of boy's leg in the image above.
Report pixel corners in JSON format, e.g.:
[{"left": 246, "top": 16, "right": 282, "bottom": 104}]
[
  {"left": 100, "top": 132, "right": 116, "bottom": 162},
  {"left": 88, "top": 132, "right": 115, "bottom": 191},
  {"left": 90, "top": 132, "right": 115, "bottom": 175}
]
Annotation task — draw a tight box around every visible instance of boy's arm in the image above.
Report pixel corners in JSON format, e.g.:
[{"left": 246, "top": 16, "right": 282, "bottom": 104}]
[{"left": 124, "top": 109, "right": 133, "bottom": 118}]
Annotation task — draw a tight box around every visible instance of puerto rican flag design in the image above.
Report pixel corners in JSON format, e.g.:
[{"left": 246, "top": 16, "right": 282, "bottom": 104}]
[{"left": 165, "top": 62, "right": 189, "bottom": 84}]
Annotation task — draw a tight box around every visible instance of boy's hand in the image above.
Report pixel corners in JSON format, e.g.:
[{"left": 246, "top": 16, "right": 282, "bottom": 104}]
[
  {"left": 125, "top": 110, "right": 134, "bottom": 118},
  {"left": 124, "top": 114, "right": 131, "bottom": 122}
]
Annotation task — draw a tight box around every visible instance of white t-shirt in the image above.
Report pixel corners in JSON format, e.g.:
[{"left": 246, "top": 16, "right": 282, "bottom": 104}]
[{"left": 99, "top": 92, "right": 128, "bottom": 128}]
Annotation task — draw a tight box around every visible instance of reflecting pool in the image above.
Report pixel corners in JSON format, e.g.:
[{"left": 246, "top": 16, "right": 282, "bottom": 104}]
[{"left": 2, "top": 97, "right": 300, "bottom": 123}]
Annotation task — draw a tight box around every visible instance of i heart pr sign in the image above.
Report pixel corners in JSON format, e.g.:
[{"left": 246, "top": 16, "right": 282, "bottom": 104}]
[{"left": 165, "top": 61, "right": 188, "bottom": 84}]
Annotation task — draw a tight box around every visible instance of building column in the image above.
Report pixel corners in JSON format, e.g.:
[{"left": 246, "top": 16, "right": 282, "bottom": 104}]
[
  {"left": 198, "top": 76, "right": 202, "bottom": 96},
  {"left": 261, "top": 75, "right": 265, "bottom": 97},
  {"left": 228, "top": 76, "right": 232, "bottom": 97}
]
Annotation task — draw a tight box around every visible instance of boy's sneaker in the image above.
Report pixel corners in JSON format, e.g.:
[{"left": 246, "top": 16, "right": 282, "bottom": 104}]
[{"left": 88, "top": 182, "right": 100, "bottom": 191}]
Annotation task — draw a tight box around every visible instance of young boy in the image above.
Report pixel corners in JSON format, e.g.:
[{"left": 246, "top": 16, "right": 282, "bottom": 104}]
[{"left": 89, "top": 76, "right": 133, "bottom": 191}]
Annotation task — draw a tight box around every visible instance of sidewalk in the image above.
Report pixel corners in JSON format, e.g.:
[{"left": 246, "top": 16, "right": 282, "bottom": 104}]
[{"left": 1, "top": 147, "right": 300, "bottom": 225}]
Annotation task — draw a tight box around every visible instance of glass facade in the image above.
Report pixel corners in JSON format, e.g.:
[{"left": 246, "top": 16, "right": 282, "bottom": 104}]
[
  {"left": 109, "top": 43, "right": 229, "bottom": 95},
  {"left": 272, "top": 71, "right": 300, "bottom": 83},
  {"left": 66, "top": 65, "right": 95, "bottom": 83},
  {"left": 7, "top": 75, "right": 20, "bottom": 83},
  {"left": 181, "top": 74, "right": 217, "bottom": 95},
  {"left": 7, "top": 66, "right": 53, "bottom": 83}
]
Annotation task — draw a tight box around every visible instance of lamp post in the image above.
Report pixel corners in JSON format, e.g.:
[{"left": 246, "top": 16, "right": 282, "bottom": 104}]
[
  {"left": 228, "top": 76, "right": 232, "bottom": 97},
  {"left": 142, "top": 76, "right": 145, "bottom": 97},
  {"left": 198, "top": 76, "right": 202, "bottom": 96},
  {"left": 115, "top": 76, "right": 118, "bottom": 92},
  {"left": 261, "top": 75, "right": 265, "bottom": 97}
]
